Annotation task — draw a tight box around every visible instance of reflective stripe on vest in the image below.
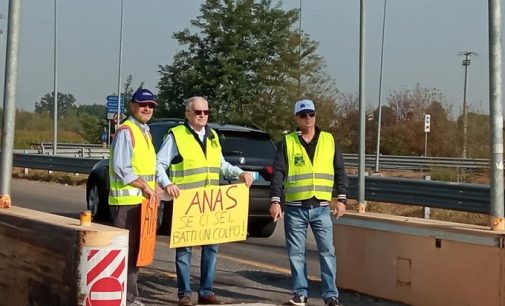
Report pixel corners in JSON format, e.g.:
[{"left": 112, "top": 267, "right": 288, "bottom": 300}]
[
  {"left": 169, "top": 125, "right": 222, "bottom": 189},
  {"left": 109, "top": 119, "right": 156, "bottom": 205},
  {"left": 284, "top": 131, "right": 335, "bottom": 202}
]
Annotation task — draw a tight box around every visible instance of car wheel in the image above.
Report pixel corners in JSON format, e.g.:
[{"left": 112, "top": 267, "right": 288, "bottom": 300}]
[
  {"left": 156, "top": 200, "right": 172, "bottom": 235},
  {"left": 248, "top": 220, "right": 277, "bottom": 238},
  {"left": 86, "top": 177, "right": 110, "bottom": 221}
]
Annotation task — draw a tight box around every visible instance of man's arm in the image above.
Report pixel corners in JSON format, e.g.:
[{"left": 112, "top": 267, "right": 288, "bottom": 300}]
[
  {"left": 270, "top": 139, "right": 286, "bottom": 203},
  {"left": 331, "top": 138, "right": 348, "bottom": 217},
  {"left": 220, "top": 156, "right": 252, "bottom": 187},
  {"left": 269, "top": 139, "right": 286, "bottom": 221},
  {"left": 155, "top": 133, "right": 177, "bottom": 188},
  {"left": 332, "top": 141, "right": 348, "bottom": 202},
  {"left": 110, "top": 128, "right": 137, "bottom": 185}
]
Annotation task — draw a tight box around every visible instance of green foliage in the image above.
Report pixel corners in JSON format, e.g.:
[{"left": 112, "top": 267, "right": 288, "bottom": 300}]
[
  {"left": 34, "top": 92, "right": 77, "bottom": 117},
  {"left": 77, "top": 104, "right": 107, "bottom": 119},
  {"left": 77, "top": 113, "right": 103, "bottom": 143},
  {"left": 157, "top": 0, "right": 338, "bottom": 137}
]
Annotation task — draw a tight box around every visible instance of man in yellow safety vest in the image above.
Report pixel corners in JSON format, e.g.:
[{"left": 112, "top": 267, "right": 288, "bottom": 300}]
[
  {"left": 269, "top": 99, "right": 348, "bottom": 306},
  {"left": 156, "top": 96, "right": 252, "bottom": 306},
  {"left": 109, "top": 88, "right": 159, "bottom": 306}
]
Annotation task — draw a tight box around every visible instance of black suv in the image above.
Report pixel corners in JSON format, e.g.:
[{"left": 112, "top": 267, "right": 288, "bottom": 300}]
[{"left": 86, "top": 118, "right": 277, "bottom": 237}]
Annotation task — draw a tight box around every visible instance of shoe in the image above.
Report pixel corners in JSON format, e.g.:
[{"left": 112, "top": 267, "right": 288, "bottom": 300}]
[
  {"left": 179, "top": 294, "right": 193, "bottom": 306},
  {"left": 127, "top": 300, "right": 144, "bottom": 306},
  {"left": 325, "top": 296, "right": 342, "bottom": 306},
  {"left": 197, "top": 293, "right": 223, "bottom": 305},
  {"left": 288, "top": 294, "right": 307, "bottom": 306}
]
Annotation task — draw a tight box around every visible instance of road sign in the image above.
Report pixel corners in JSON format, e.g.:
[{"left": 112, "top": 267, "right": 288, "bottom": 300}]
[
  {"left": 106, "top": 101, "right": 122, "bottom": 108},
  {"left": 107, "top": 105, "right": 126, "bottom": 113},
  {"left": 87, "top": 276, "right": 123, "bottom": 306},
  {"left": 424, "top": 114, "right": 431, "bottom": 132},
  {"left": 106, "top": 95, "right": 124, "bottom": 103}
]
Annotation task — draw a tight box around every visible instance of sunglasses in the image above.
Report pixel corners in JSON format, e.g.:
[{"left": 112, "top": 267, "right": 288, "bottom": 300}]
[
  {"left": 192, "top": 109, "right": 210, "bottom": 116},
  {"left": 297, "top": 112, "right": 316, "bottom": 118},
  {"left": 139, "top": 103, "right": 156, "bottom": 109}
]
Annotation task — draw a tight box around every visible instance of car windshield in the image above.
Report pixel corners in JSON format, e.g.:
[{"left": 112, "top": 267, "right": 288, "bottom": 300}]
[
  {"left": 148, "top": 122, "right": 276, "bottom": 159},
  {"left": 218, "top": 131, "right": 275, "bottom": 159},
  {"left": 149, "top": 123, "right": 175, "bottom": 151}
]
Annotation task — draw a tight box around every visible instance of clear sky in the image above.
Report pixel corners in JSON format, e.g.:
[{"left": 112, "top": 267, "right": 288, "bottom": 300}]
[{"left": 0, "top": 0, "right": 500, "bottom": 116}]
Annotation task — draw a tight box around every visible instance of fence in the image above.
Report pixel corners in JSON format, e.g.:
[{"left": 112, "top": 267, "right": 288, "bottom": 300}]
[{"left": 12, "top": 153, "right": 494, "bottom": 215}]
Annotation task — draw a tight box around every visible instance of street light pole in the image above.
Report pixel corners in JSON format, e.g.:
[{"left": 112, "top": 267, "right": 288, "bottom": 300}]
[
  {"left": 374, "top": 0, "right": 387, "bottom": 173},
  {"left": 116, "top": 0, "right": 124, "bottom": 131},
  {"left": 52, "top": 0, "right": 58, "bottom": 155},
  {"left": 297, "top": 0, "right": 302, "bottom": 98},
  {"left": 459, "top": 50, "right": 477, "bottom": 158}
]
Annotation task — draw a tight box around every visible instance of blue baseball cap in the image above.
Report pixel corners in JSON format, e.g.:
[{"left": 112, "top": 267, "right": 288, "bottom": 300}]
[
  {"left": 294, "top": 99, "right": 315, "bottom": 115},
  {"left": 131, "top": 88, "right": 158, "bottom": 105}
]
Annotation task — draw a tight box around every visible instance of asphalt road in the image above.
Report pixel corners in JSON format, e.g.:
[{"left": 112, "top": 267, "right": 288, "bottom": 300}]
[{"left": 9, "top": 178, "right": 406, "bottom": 306}]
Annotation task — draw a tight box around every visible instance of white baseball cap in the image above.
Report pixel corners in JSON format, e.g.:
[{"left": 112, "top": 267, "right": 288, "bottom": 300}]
[{"left": 294, "top": 99, "right": 315, "bottom": 115}]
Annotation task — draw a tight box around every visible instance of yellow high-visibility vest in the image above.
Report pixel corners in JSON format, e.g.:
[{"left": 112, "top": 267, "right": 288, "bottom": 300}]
[
  {"left": 169, "top": 125, "right": 221, "bottom": 189},
  {"left": 109, "top": 119, "right": 156, "bottom": 205},
  {"left": 284, "top": 131, "right": 335, "bottom": 201}
]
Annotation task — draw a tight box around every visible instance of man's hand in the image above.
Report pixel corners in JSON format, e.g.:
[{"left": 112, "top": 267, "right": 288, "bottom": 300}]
[
  {"left": 165, "top": 184, "right": 180, "bottom": 199},
  {"left": 270, "top": 201, "right": 283, "bottom": 222},
  {"left": 239, "top": 172, "right": 253, "bottom": 187},
  {"left": 142, "top": 185, "right": 155, "bottom": 200},
  {"left": 330, "top": 199, "right": 346, "bottom": 218}
]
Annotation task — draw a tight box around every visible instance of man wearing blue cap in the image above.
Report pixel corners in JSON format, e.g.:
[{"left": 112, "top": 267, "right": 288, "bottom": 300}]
[
  {"left": 269, "top": 99, "right": 348, "bottom": 306},
  {"left": 109, "top": 88, "right": 159, "bottom": 306}
]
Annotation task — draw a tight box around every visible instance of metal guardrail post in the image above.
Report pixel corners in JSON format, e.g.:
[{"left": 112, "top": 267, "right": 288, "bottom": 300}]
[{"left": 422, "top": 175, "right": 431, "bottom": 219}]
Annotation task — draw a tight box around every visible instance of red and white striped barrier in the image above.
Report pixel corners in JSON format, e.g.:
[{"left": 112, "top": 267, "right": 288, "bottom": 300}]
[{"left": 79, "top": 236, "right": 128, "bottom": 306}]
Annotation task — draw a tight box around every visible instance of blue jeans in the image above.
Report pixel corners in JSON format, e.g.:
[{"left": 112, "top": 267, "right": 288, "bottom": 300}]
[
  {"left": 284, "top": 205, "right": 339, "bottom": 299},
  {"left": 175, "top": 244, "right": 218, "bottom": 298}
]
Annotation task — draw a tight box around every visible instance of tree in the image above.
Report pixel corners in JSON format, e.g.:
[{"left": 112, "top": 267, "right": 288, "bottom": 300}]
[
  {"left": 34, "top": 92, "right": 77, "bottom": 118},
  {"left": 157, "top": 0, "right": 339, "bottom": 137},
  {"left": 77, "top": 104, "right": 107, "bottom": 120}
]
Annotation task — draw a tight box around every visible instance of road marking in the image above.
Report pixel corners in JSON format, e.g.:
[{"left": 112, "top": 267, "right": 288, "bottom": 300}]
[{"left": 218, "top": 253, "right": 321, "bottom": 282}]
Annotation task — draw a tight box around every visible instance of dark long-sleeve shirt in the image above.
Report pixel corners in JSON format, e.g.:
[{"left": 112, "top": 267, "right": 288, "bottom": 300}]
[{"left": 269, "top": 127, "right": 348, "bottom": 207}]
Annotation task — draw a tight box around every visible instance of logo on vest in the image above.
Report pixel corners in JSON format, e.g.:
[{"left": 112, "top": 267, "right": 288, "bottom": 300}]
[{"left": 294, "top": 154, "right": 305, "bottom": 166}]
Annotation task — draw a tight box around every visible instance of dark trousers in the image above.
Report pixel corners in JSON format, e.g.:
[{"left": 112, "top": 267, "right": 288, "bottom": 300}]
[{"left": 110, "top": 204, "right": 141, "bottom": 303}]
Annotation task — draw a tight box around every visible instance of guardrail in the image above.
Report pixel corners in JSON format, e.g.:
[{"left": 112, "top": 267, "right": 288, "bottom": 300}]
[
  {"left": 343, "top": 153, "right": 489, "bottom": 170},
  {"left": 17, "top": 145, "right": 492, "bottom": 170},
  {"left": 12, "top": 153, "right": 494, "bottom": 214},
  {"left": 26, "top": 142, "right": 109, "bottom": 158},
  {"left": 13, "top": 154, "right": 102, "bottom": 174}
]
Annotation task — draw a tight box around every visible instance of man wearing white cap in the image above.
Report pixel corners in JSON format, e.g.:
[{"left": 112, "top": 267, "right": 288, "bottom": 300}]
[{"left": 269, "top": 99, "right": 348, "bottom": 306}]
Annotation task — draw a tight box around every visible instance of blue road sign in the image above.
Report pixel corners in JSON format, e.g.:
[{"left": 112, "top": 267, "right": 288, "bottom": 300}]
[
  {"left": 107, "top": 101, "right": 123, "bottom": 108},
  {"left": 106, "top": 95, "right": 124, "bottom": 103},
  {"left": 106, "top": 95, "right": 124, "bottom": 102},
  {"left": 107, "top": 106, "right": 126, "bottom": 113}
]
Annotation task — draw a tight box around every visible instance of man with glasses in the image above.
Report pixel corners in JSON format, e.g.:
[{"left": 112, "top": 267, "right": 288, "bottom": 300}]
[
  {"left": 269, "top": 99, "right": 348, "bottom": 306},
  {"left": 108, "top": 88, "right": 159, "bottom": 306},
  {"left": 156, "top": 96, "right": 252, "bottom": 306}
]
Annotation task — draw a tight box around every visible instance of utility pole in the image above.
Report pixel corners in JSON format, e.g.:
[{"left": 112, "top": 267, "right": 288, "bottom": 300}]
[
  {"left": 52, "top": 0, "right": 58, "bottom": 155},
  {"left": 459, "top": 50, "right": 478, "bottom": 158},
  {"left": 297, "top": 0, "right": 302, "bottom": 98},
  {"left": 116, "top": 0, "right": 125, "bottom": 131},
  {"left": 374, "top": 0, "right": 387, "bottom": 173}
]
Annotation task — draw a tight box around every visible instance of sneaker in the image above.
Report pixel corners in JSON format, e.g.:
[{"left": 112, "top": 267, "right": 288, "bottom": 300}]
[
  {"left": 288, "top": 294, "right": 307, "bottom": 306},
  {"left": 179, "top": 294, "right": 193, "bottom": 306},
  {"left": 197, "top": 293, "right": 223, "bottom": 305},
  {"left": 325, "top": 296, "right": 342, "bottom": 306}
]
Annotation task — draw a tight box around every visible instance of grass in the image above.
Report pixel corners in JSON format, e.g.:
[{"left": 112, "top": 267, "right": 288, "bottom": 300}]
[{"left": 12, "top": 167, "right": 88, "bottom": 186}]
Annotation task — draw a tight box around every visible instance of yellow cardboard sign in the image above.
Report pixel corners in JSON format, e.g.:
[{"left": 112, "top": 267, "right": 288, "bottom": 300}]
[{"left": 169, "top": 184, "right": 249, "bottom": 248}]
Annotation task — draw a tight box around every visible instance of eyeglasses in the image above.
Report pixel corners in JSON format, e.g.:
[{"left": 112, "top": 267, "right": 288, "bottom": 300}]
[
  {"left": 192, "top": 109, "right": 210, "bottom": 116},
  {"left": 139, "top": 103, "right": 156, "bottom": 109},
  {"left": 297, "top": 112, "right": 316, "bottom": 119}
]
